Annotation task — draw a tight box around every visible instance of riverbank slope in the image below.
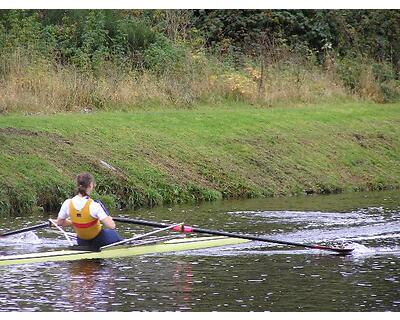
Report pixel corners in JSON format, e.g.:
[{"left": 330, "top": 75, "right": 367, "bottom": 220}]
[{"left": 1, "top": 102, "right": 399, "bottom": 215}]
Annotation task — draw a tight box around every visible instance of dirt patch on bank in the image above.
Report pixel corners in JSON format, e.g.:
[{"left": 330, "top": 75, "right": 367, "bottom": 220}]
[{"left": 0, "top": 127, "right": 73, "bottom": 146}]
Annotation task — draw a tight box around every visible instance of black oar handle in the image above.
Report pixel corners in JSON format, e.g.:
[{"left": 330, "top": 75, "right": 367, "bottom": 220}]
[
  {"left": 0, "top": 222, "right": 49, "bottom": 237},
  {"left": 113, "top": 217, "right": 353, "bottom": 255}
]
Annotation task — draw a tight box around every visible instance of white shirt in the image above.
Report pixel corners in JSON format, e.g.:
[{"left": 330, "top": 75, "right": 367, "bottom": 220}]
[{"left": 58, "top": 195, "right": 108, "bottom": 221}]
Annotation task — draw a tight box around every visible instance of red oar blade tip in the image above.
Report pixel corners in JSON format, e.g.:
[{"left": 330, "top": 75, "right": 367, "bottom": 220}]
[{"left": 172, "top": 225, "right": 193, "bottom": 233}]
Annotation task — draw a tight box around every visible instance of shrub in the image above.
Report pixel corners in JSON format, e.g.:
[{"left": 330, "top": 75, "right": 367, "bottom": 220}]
[
  {"left": 336, "top": 54, "right": 400, "bottom": 102},
  {"left": 143, "top": 35, "right": 188, "bottom": 74}
]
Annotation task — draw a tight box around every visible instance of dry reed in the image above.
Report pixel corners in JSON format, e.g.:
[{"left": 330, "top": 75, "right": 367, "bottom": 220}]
[{"left": 0, "top": 49, "right": 354, "bottom": 114}]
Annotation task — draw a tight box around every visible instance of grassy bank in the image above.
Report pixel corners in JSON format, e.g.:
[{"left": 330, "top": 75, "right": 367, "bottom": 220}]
[{"left": 1, "top": 102, "right": 400, "bottom": 215}]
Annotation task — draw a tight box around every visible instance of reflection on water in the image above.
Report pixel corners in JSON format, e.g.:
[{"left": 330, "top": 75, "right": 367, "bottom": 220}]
[
  {"left": 64, "top": 260, "right": 109, "bottom": 311},
  {"left": 0, "top": 190, "right": 399, "bottom": 311}
]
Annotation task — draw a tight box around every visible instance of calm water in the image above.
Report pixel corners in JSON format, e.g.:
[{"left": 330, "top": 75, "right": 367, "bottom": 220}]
[{"left": 0, "top": 190, "right": 399, "bottom": 311}]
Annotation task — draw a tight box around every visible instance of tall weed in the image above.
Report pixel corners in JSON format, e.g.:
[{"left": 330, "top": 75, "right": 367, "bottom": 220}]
[{"left": 2, "top": 45, "right": 397, "bottom": 114}]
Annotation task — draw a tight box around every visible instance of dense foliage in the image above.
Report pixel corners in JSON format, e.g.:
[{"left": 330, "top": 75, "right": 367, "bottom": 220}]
[
  {"left": 1, "top": 10, "right": 398, "bottom": 68},
  {"left": 192, "top": 10, "right": 399, "bottom": 64},
  {"left": 0, "top": 9, "right": 399, "bottom": 113}
]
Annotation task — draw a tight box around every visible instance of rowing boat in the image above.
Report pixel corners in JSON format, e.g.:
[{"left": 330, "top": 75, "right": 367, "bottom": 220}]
[
  {"left": 0, "top": 217, "right": 353, "bottom": 266},
  {"left": 0, "top": 236, "right": 250, "bottom": 266}
]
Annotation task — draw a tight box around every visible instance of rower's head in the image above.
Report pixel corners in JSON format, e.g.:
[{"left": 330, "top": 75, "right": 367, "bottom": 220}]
[{"left": 76, "top": 172, "right": 95, "bottom": 196}]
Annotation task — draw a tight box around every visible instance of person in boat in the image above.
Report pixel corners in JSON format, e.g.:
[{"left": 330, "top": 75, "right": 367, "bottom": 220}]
[{"left": 51, "top": 172, "right": 123, "bottom": 249}]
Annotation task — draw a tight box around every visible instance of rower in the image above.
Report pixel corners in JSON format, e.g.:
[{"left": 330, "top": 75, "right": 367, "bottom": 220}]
[{"left": 51, "top": 172, "right": 123, "bottom": 249}]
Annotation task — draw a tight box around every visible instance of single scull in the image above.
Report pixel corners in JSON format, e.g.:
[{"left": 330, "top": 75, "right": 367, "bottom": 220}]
[
  {"left": 0, "top": 236, "right": 249, "bottom": 266},
  {"left": 0, "top": 217, "right": 353, "bottom": 266}
]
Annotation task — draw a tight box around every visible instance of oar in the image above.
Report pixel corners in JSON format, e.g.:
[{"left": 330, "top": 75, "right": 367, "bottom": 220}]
[
  {"left": 114, "top": 217, "right": 354, "bottom": 255},
  {"left": 0, "top": 222, "right": 49, "bottom": 237},
  {"left": 100, "top": 222, "right": 183, "bottom": 249},
  {"left": 48, "top": 219, "right": 74, "bottom": 246}
]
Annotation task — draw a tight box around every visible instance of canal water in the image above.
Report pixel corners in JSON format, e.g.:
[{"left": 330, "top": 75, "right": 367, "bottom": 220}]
[{"left": 0, "top": 190, "right": 399, "bottom": 311}]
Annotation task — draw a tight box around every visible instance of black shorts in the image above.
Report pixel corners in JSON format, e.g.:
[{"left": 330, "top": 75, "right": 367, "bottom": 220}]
[{"left": 77, "top": 229, "right": 123, "bottom": 249}]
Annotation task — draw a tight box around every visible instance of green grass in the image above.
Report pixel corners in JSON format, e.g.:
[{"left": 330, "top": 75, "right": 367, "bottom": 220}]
[{"left": 1, "top": 101, "right": 400, "bottom": 215}]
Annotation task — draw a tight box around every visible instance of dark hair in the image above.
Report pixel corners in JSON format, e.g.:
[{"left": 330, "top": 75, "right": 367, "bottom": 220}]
[{"left": 76, "top": 172, "right": 94, "bottom": 196}]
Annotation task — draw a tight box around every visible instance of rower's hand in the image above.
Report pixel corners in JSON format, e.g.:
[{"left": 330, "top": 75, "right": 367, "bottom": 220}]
[
  {"left": 49, "top": 219, "right": 57, "bottom": 227},
  {"left": 49, "top": 218, "right": 72, "bottom": 228},
  {"left": 101, "top": 216, "right": 116, "bottom": 229}
]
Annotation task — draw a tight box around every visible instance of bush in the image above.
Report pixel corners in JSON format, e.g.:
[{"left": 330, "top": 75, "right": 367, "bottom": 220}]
[
  {"left": 143, "top": 35, "right": 188, "bottom": 74},
  {"left": 371, "top": 61, "right": 400, "bottom": 102},
  {"left": 336, "top": 54, "right": 400, "bottom": 102}
]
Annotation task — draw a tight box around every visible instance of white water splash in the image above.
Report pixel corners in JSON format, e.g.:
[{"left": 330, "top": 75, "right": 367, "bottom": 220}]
[
  {"left": 0, "top": 232, "right": 43, "bottom": 245},
  {"left": 346, "top": 243, "right": 375, "bottom": 255},
  {"left": 339, "top": 242, "right": 400, "bottom": 260}
]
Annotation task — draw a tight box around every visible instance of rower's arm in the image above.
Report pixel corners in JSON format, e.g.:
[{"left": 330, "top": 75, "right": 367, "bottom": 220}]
[
  {"left": 101, "top": 216, "right": 116, "bottom": 229},
  {"left": 55, "top": 199, "right": 72, "bottom": 228}
]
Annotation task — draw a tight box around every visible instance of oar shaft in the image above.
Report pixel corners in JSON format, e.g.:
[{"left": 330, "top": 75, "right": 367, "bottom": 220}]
[
  {"left": 113, "top": 217, "right": 353, "bottom": 254},
  {"left": 181, "top": 226, "right": 324, "bottom": 251},
  {"left": 0, "top": 222, "right": 49, "bottom": 237},
  {"left": 48, "top": 219, "right": 74, "bottom": 246},
  {"left": 114, "top": 217, "right": 170, "bottom": 229},
  {"left": 100, "top": 223, "right": 183, "bottom": 249}
]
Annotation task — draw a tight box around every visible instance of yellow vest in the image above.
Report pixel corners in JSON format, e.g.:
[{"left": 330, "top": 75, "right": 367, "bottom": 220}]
[{"left": 69, "top": 198, "right": 102, "bottom": 240}]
